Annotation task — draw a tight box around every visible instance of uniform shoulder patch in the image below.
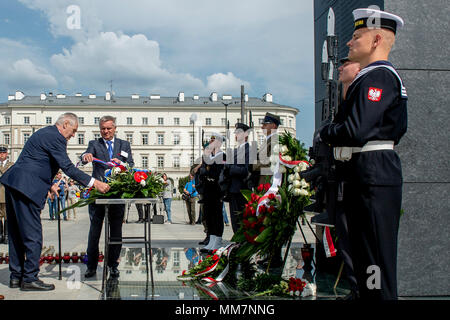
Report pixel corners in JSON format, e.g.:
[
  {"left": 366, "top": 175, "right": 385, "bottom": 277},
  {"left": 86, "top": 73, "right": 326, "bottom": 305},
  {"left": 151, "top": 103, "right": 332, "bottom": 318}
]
[{"left": 368, "top": 87, "right": 383, "bottom": 102}]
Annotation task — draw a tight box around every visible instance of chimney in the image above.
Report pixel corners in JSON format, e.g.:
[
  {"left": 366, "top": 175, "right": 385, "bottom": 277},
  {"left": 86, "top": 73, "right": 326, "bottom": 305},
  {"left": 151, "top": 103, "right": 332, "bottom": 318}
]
[
  {"left": 40, "top": 93, "right": 46, "bottom": 100},
  {"left": 193, "top": 94, "right": 199, "bottom": 100},
  {"left": 150, "top": 94, "right": 160, "bottom": 100},
  {"left": 210, "top": 92, "right": 218, "bottom": 102},
  {"left": 88, "top": 94, "right": 96, "bottom": 99},
  {"left": 8, "top": 95, "right": 15, "bottom": 101},
  {"left": 244, "top": 94, "right": 248, "bottom": 102},
  {"left": 222, "top": 94, "right": 232, "bottom": 100},
  {"left": 263, "top": 93, "right": 273, "bottom": 102},
  {"left": 178, "top": 92, "right": 185, "bottom": 102},
  {"left": 131, "top": 94, "right": 139, "bottom": 100},
  {"left": 56, "top": 94, "right": 66, "bottom": 99},
  {"left": 15, "top": 91, "right": 25, "bottom": 100},
  {"left": 105, "top": 92, "right": 111, "bottom": 100},
  {"left": 75, "top": 93, "right": 82, "bottom": 97}
]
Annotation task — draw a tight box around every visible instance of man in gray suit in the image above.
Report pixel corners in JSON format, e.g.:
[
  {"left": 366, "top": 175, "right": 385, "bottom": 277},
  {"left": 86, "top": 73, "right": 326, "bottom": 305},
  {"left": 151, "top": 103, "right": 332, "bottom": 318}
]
[{"left": 81, "top": 115, "right": 134, "bottom": 279}]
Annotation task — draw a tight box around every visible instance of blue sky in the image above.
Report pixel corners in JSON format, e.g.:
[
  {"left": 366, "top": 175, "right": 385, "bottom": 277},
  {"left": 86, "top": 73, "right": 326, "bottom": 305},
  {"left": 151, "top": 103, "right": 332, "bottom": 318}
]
[{"left": 0, "top": 0, "right": 315, "bottom": 147}]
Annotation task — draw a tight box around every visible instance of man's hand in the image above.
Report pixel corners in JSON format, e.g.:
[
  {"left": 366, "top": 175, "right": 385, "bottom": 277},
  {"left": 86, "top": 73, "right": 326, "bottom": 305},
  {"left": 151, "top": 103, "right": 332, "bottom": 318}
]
[
  {"left": 111, "top": 158, "right": 122, "bottom": 164},
  {"left": 50, "top": 183, "right": 60, "bottom": 198},
  {"left": 93, "top": 179, "right": 110, "bottom": 193},
  {"left": 82, "top": 153, "right": 94, "bottom": 163}
]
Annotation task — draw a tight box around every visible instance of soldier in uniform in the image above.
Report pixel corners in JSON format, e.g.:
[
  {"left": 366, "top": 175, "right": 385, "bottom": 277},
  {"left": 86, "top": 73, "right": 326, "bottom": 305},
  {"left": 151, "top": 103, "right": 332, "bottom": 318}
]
[
  {"left": 226, "top": 123, "right": 251, "bottom": 234},
  {"left": 319, "top": 8, "right": 407, "bottom": 300},
  {"left": 0, "top": 146, "right": 13, "bottom": 244},
  {"left": 252, "top": 112, "right": 281, "bottom": 186}
]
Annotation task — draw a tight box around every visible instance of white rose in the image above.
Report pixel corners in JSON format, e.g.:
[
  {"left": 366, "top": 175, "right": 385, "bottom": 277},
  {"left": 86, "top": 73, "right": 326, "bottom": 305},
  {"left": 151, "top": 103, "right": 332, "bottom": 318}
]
[
  {"left": 140, "top": 180, "right": 146, "bottom": 187},
  {"left": 288, "top": 174, "right": 295, "bottom": 183},
  {"left": 292, "top": 188, "right": 302, "bottom": 196},
  {"left": 300, "top": 162, "right": 309, "bottom": 171},
  {"left": 301, "top": 179, "right": 308, "bottom": 188},
  {"left": 294, "top": 172, "right": 301, "bottom": 180},
  {"left": 299, "top": 189, "right": 309, "bottom": 196},
  {"left": 114, "top": 167, "right": 122, "bottom": 174},
  {"left": 280, "top": 145, "right": 289, "bottom": 155},
  {"left": 288, "top": 184, "right": 293, "bottom": 191},
  {"left": 292, "top": 180, "right": 301, "bottom": 188},
  {"left": 282, "top": 155, "right": 292, "bottom": 162},
  {"left": 293, "top": 165, "right": 301, "bottom": 173}
]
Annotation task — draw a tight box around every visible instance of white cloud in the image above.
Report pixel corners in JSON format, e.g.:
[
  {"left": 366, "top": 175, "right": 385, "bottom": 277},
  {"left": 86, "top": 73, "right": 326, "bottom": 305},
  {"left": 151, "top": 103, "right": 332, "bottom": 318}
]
[
  {"left": 206, "top": 72, "right": 250, "bottom": 94},
  {"left": 7, "top": 59, "right": 58, "bottom": 88}
]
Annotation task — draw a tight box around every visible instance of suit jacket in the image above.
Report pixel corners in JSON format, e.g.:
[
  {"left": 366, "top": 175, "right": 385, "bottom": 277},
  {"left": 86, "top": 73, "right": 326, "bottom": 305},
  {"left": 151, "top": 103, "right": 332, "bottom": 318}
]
[
  {"left": 0, "top": 125, "right": 92, "bottom": 208},
  {"left": 0, "top": 160, "right": 14, "bottom": 203},
  {"left": 81, "top": 137, "right": 134, "bottom": 181},
  {"left": 228, "top": 142, "right": 250, "bottom": 193}
]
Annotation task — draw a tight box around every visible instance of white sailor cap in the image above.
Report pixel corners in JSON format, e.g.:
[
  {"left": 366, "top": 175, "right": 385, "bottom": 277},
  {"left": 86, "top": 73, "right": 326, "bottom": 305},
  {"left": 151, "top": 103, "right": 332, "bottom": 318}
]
[
  {"left": 210, "top": 133, "right": 225, "bottom": 143},
  {"left": 353, "top": 8, "right": 404, "bottom": 34}
]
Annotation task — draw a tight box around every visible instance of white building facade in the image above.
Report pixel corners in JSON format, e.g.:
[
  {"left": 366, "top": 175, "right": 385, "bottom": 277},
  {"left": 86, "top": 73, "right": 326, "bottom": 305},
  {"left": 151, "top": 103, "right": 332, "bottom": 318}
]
[{"left": 0, "top": 91, "right": 298, "bottom": 192}]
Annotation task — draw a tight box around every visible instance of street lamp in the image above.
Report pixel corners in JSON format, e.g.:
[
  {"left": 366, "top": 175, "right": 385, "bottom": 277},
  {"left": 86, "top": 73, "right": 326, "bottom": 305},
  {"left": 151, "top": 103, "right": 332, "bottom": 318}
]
[
  {"left": 189, "top": 113, "right": 197, "bottom": 167},
  {"left": 222, "top": 102, "right": 232, "bottom": 150}
]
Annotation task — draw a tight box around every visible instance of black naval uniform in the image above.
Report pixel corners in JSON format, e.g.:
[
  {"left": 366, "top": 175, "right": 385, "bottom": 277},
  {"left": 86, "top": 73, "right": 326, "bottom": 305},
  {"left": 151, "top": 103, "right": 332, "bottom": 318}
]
[
  {"left": 320, "top": 60, "right": 407, "bottom": 300},
  {"left": 199, "top": 152, "right": 225, "bottom": 240}
]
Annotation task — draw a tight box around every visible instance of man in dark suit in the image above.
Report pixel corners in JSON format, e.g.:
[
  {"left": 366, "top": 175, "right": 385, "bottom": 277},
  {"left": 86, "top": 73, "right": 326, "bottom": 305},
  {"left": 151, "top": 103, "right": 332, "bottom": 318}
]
[
  {"left": 0, "top": 113, "right": 110, "bottom": 291},
  {"left": 226, "top": 123, "right": 251, "bottom": 234},
  {"left": 0, "top": 145, "right": 14, "bottom": 244},
  {"left": 81, "top": 115, "right": 134, "bottom": 279}
]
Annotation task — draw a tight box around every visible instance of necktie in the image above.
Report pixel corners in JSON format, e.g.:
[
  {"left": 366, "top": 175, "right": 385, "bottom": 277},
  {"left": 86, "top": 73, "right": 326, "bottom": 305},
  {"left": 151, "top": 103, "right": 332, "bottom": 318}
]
[{"left": 106, "top": 140, "right": 113, "bottom": 160}]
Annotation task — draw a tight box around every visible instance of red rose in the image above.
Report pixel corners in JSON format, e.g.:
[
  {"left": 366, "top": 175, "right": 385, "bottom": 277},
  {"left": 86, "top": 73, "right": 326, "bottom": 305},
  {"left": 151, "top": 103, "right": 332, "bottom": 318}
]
[
  {"left": 251, "top": 193, "right": 260, "bottom": 202},
  {"left": 257, "top": 184, "right": 264, "bottom": 192},
  {"left": 259, "top": 226, "right": 265, "bottom": 233},
  {"left": 213, "top": 255, "right": 219, "bottom": 260},
  {"left": 259, "top": 205, "right": 266, "bottom": 214},
  {"left": 198, "top": 260, "right": 202, "bottom": 264},
  {"left": 134, "top": 171, "right": 148, "bottom": 183},
  {"left": 268, "top": 206, "right": 275, "bottom": 213},
  {"left": 212, "top": 249, "right": 218, "bottom": 254},
  {"left": 250, "top": 207, "right": 256, "bottom": 216},
  {"left": 182, "top": 270, "right": 186, "bottom": 276},
  {"left": 264, "top": 183, "right": 271, "bottom": 191},
  {"left": 268, "top": 193, "right": 276, "bottom": 200}
]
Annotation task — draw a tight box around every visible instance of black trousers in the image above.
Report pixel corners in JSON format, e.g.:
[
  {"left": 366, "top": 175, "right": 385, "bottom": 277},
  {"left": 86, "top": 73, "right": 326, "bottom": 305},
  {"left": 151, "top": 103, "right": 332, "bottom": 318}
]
[
  {"left": 5, "top": 187, "right": 42, "bottom": 283},
  {"left": 229, "top": 192, "right": 247, "bottom": 233},
  {"left": 344, "top": 182, "right": 402, "bottom": 300},
  {"left": 204, "top": 197, "right": 224, "bottom": 237},
  {"left": 87, "top": 203, "right": 125, "bottom": 270}
]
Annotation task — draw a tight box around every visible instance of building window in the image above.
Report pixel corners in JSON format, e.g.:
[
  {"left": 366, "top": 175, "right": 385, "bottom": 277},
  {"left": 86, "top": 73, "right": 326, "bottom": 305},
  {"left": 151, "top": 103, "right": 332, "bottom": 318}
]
[
  {"left": 157, "top": 133, "right": 164, "bottom": 145},
  {"left": 94, "top": 133, "right": 101, "bottom": 140},
  {"left": 221, "top": 118, "right": 226, "bottom": 126},
  {"left": 142, "top": 117, "right": 148, "bottom": 125},
  {"left": 78, "top": 133, "right": 84, "bottom": 145},
  {"left": 158, "top": 117, "right": 164, "bottom": 125},
  {"left": 173, "top": 251, "right": 180, "bottom": 267},
  {"left": 142, "top": 156, "right": 148, "bottom": 168},
  {"left": 157, "top": 156, "right": 164, "bottom": 169},
  {"left": 4, "top": 116, "right": 10, "bottom": 125},
  {"left": 280, "top": 118, "right": 284, "bottom": 126},
  {"left": 94, "top": 117, "right": 100, "bottom": 125},
  {"left": 174, "top": 117, "right": 180, "bottom": 125},
  {"left": 23, "top": 133, "right": 30, "bottom": 144},
  {"left": 142, "top": 133, "right": 148, "bottom": 145},
  {"left": 78, "top": 117, "right": 84, "bottom": 125},
  {"left": 173, "top": 156, "right": 180, "bottom": 168},
  {"left": 173, "top": 134, "right": 180, "bottom": 145},
  {"left": 4, "top": 133, "right": 10, "bottom": 145},
  {"left": 289, "top": 119, "right": 292, "bottom": 127},
  {"left": 127, "top": 117, "right": 133, "bottom": 125},
  {"left": 126, "top": 133, "right": 133, "bottom": 144},
  {"left": 205, "top": 118, "right": 212, "bottom": 126},
  {"left": 24, "top": 116, "right": 30, "bottom": 124},
  {"left": 46, "top": 117, "right": 52, "bottom": 124}
]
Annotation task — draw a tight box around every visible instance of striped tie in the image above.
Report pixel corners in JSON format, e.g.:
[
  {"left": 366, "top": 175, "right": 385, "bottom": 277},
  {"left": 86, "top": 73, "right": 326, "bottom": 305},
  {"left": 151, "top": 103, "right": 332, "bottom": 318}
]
[{"left": 106, "top": 140, "right": 113, "bottom": 160}]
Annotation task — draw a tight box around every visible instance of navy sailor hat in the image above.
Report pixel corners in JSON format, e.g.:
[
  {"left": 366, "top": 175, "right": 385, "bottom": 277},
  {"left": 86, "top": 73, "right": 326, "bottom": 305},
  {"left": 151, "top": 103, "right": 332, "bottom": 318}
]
[{"left": 353, "top": 8, "right": 404, "bottom": 34}]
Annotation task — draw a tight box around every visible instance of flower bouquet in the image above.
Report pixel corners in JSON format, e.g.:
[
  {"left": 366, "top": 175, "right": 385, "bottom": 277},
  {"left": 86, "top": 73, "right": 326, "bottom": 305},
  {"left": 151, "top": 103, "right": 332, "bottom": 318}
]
[
  {"left": 58, "top": 164, "right": 164, "bottom": 214},
  {"left": 177, "top": 244, "right": 238, "bottom": 282},
  {"left": 231, "top": 131, "right": 312, "bottom": 269}
]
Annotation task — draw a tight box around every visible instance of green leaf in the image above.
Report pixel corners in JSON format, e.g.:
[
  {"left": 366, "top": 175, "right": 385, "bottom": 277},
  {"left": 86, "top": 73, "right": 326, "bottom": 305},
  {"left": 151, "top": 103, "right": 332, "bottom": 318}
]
[{"left": 241, "top": 189, "right": 253, "bottom": 202}]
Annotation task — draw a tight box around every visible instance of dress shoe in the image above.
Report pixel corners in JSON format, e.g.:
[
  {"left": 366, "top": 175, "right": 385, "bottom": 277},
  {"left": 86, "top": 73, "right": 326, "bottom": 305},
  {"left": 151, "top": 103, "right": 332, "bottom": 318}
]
[
  {"left": 109, "top": 266, "right": 120, "bottom": 278},
  {"left": 20, "top": 280, "right": 55, "bottom": 291},
  {"left": 84, "top": 269, "right": 97, "bottom": 278},
  {"left": 9, "top": 278, "right": 21, "bottom": 288}
]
